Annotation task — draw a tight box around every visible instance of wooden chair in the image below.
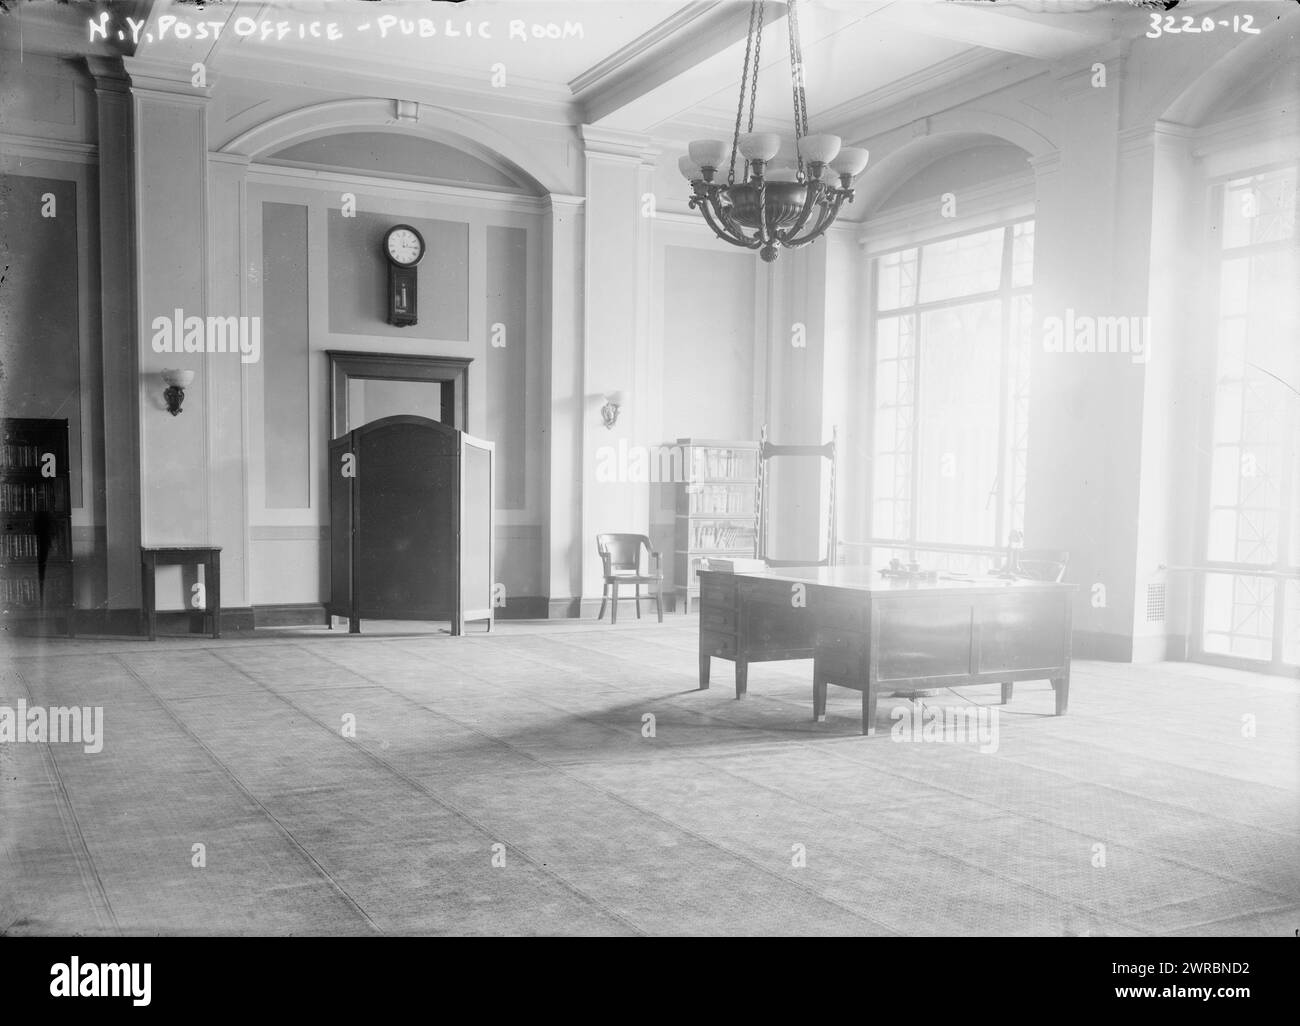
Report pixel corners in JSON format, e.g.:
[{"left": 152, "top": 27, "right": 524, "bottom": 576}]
[{"left": 596, "top": 534, "right": 663, "bottom": 624}]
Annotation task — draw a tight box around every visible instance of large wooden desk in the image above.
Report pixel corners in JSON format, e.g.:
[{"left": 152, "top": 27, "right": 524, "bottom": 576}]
[{"left": 697, "top": 567, "right": 1073, "bottom": 735}]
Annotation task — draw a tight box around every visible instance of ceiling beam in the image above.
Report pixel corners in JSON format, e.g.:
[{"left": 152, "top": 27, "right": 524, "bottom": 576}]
[
  {"left": 575, "top": 1, "right": 787, "bottom": 127},
  {"left": 870, "top": 0, "right": 1114, "bottom": 61}
]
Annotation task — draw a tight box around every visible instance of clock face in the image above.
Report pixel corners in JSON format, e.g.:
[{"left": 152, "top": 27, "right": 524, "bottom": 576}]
[{"left": 384, "top": 226, "right": 425, "bottom": 266}]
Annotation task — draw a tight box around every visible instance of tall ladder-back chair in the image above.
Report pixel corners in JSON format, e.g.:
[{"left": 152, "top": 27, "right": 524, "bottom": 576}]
[{"left": 755, "top": 424, "right": 837, "bottom": 567}]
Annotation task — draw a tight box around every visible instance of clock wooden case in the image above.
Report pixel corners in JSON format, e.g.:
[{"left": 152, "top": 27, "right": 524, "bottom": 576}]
[{"left": 383, "top": 224, "right": 425, "bottom": 327}]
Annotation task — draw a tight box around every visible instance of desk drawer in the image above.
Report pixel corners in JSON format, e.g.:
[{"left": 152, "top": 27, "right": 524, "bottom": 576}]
[
  {"left": 815, "top": 629, "right": 864, "bottom": 682},
  {"left": 700, "top": 629, "right": 736, "bottom": 658},
  {"left": 816, "top": 597, "right": 867, "bottom": 632},
  {"left": 701, "top": 607, "right": 736, "bottom": 632},
  {"left": 699, "top": 578, "right": 736, "bottom": 609},
  {"left": 815, "top": 650, "right": 863, "bottom": 684}
]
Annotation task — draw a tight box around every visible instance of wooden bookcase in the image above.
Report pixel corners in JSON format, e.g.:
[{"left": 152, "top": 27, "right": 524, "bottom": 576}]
[
  {"left": 670, "top": 438, "right": 759, "bottom": 613},
  {"left": 0, "top": 418, "right": 75, "bottom": 636}
]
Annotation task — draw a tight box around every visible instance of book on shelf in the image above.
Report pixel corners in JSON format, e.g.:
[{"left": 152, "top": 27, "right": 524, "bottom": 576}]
[
  {"left": 689, "top": 522, "right": 756, "bottom": 549},
  {"left": 0, "top": 482, "right": 57, "bottom": 513},
  {"left": 0, "top": 443, "right": 41, "bottom": 470}
]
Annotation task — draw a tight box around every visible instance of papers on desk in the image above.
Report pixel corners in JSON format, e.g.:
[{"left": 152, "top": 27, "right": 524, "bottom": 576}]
[{"left": 705, "top": 558, "right": 768, "bottom": 573}]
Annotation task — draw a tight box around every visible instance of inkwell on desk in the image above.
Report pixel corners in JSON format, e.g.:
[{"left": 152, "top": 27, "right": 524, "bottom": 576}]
[{"left": 879, "top": 557, "right": 940, "bottom": 582}]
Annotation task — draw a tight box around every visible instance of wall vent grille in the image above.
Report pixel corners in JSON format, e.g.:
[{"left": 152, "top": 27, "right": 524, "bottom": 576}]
[{"left": 1146, "top": 582, "right": 1166, "bottom": 623}]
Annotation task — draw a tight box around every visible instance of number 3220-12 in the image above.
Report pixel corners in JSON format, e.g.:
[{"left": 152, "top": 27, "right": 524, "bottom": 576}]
[{"left": 1147, "top": 13, "right": 1260, "bottom": 39}]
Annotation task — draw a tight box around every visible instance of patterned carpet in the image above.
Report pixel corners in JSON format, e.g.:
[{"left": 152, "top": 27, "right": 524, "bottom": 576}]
[{"left": 1, "top": 618, "right": 1296, "bottom": 936}]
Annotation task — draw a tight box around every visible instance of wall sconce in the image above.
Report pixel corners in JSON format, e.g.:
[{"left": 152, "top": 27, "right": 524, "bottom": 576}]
[
  {"left": 600, "top": 390, "right": 627, "bottom": 430},
  {"left": 161, "top": 369, "right": 195, "bottom": 416}
]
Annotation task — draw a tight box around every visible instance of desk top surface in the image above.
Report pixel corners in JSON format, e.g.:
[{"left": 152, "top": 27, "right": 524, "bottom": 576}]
[{"left": 699, "top": 565, "right": 1072, "bottom": 595}]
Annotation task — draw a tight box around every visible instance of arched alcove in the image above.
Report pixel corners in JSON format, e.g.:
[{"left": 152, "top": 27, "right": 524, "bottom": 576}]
[
  {"left": 876, "top": 140, "right": 1033, "bottom": 212},
  {"left": 218, "top": 97, "right": 568, "bottom": 196},
  {"left": 851, "top": 114, "right": 1050, "bottom": 222},
  {"left": 1161, "top": 23, "right": 1300, "bottom": 128},
  {"left": 263, "top": 130, "right": 542, "bottom": 195}
]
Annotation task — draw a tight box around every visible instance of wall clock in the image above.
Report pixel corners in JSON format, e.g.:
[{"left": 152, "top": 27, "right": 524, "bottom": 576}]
[{"left": 383, "top": 224, "right": 425, "bottom": 327}]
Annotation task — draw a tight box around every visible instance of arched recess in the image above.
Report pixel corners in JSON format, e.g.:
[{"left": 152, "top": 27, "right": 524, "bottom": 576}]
[
  {"left": 218, "top": 97, "right": 570, "bottom": 196},
  {"left": 1159, "top": 21, "right": 1299, "bottom": 128},
  {"left": 852, "top": 109, "right": 1053, "bottom": 220}
]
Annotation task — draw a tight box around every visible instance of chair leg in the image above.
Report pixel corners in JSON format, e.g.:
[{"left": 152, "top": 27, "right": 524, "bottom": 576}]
[
  {"left": 610, "top": 581, "right": 619, "bottom": 624},
  {"left": 655, "top": 586, "right": 663, "bottom": 623},
  {"left": 635, "top": 583, "right": 641, "bottom": 619},
  {"left": 597, "top": 581, "right": 609, "bottom": 621}
]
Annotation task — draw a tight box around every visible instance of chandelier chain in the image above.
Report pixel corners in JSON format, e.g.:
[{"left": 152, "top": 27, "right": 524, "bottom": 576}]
[
  {"left": 687, "top": 0, "right": 859, "bottom": 262},
  {"left": 729, "top": 0, "right": 762, "bottom": 186},
  {"left": 744, "top": 0, "right": 765, "bottom": 182},
  {"left": 788, "top": 0, "right": 810, "bottom": 179}
]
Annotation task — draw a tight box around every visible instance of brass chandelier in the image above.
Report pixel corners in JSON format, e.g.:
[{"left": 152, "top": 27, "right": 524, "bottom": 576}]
[{"left": 680, "top": 0, "right": 869, "bottom": 262}]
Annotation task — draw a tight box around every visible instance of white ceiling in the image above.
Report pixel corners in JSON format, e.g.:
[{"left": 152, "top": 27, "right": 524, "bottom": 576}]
[
  {"left": 210, "top": 0, "right": 698, "bottom": 95},
  {"left": 1, "top": 0, "right": 1160, "bottom": 140}
]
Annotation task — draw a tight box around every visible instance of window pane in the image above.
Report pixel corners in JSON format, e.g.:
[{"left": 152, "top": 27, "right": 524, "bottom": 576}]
[
  {"left": 1203, "top": 572, "right": 1274, "bottom": 661},
  {"left": 1285, "top": 581, "right": 1300, "bottom": 666},
  {"left": 870, "top": 221, "right": 1031, "bottom": 551},
  {"left": 1199, "top": 163, "right": 1297, "bottom": 668},
  {"left": 876, "top": 248, "right": 918, "bottom": 311},
  {"left": 917, "top": 227, "right": 1004, "bottom": 303},
  {"left": 1206, "top": 242, "right": 1297, "bottom": 569},
  {"left": 1004, "top": 293, "right": 1033, "bottom": 538},
  {"left": 914, "top": 300, "right": 1002, "bottom": 545},
  {"left": 1222, "top": 167, "right": 1297, "bottom": 250},
  {"left": 1011, "top": 221, "right": 1035, "bottom": 288}
]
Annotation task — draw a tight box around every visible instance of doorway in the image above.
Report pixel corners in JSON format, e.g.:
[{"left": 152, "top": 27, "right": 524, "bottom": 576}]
[{"left": 327, "top": 351, "right": 471, "bottom": 439}]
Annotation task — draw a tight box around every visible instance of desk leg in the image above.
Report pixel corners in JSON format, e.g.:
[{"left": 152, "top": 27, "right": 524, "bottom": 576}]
[
  {"left": 812, "top": 673, "right": 827, "bottom": 722},
  {"left": 1001, "top": 681, "right": 1014, "bottom": 704},
  {"left": 734, "top": 659, "right": 748, "bottom": 699},
  {"left": 142, "top": 557, "right": 157, "bottom": 641},
  {"left": 349, "top": 616, "right": 360, "bottom": 634},
  {"left": 1052, "top": 676, "right": 1069, "bottom": 715},
  {"left": 861, "top": 683, "right": 878, "bottom": 736},
  {"left": 698, "top": 653, "right": 710, "bottom": 689},
  {"left": 210, "top": 552, "right": 221, "bottom": 639}
]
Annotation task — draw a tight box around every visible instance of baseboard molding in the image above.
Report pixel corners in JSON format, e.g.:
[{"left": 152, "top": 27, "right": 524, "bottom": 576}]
[
  {"left": 254, "top": 603, "right": 327, "bottom": 627},
  {"left": 70, "top": 607, "right": 256, "bottom": 637},
  {"left": 1072, "top": 630, "right": 1134, "bottom": 662},
  {"left": 548, "top": 597, "right": 581, "bottom": 619},
  {"left": 548, "top": 596, "right": 675, "bottom": 620},
  {"left": 1132, "top": 633, "right": 1189, "bottom": 664},
  {"left": 61, "top": 595, "right": 681, "bottom": 635},
  {"left": 495, "top": 596, "right": 549, "bottom": 619},
  {"left": 255, "top": 599, "right": 549, "bottom": 627}
]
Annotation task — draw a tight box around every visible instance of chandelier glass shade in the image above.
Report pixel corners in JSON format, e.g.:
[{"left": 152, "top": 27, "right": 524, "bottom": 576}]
[{"left": 682, "top": 0, "right": 869, "bottom": 262}]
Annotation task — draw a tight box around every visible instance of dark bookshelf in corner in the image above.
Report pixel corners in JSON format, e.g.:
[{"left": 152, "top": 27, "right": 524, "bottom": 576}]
[{"left": 0, "top": 418, "right": 75, "bottom": 637}]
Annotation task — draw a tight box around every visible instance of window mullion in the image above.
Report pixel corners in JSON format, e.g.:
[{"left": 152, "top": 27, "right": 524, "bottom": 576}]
[{"left": 908, "top": 246, "right": 923, "bottom": 547}]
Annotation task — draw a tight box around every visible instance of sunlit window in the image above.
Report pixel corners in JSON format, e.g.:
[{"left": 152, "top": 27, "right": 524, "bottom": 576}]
[
  {"left": 870, "top": 221, "right": 1034, "bottom": 566},
  {"left": 1200, "top": 165, "right": 1299, "bottom": 668}
]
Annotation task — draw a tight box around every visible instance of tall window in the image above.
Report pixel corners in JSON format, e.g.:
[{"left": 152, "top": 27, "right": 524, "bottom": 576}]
[
  {"left": 870, "top": 220, "right": 1034, "bottom": 563},
  {"left": 1199, "top": 165, "right": 1298, "bottom": 671}
]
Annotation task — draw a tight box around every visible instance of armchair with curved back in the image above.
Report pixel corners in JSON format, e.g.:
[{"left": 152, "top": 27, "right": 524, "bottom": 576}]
[{"left": 596, "top": 533, "right": 664, "bottom": 624}]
